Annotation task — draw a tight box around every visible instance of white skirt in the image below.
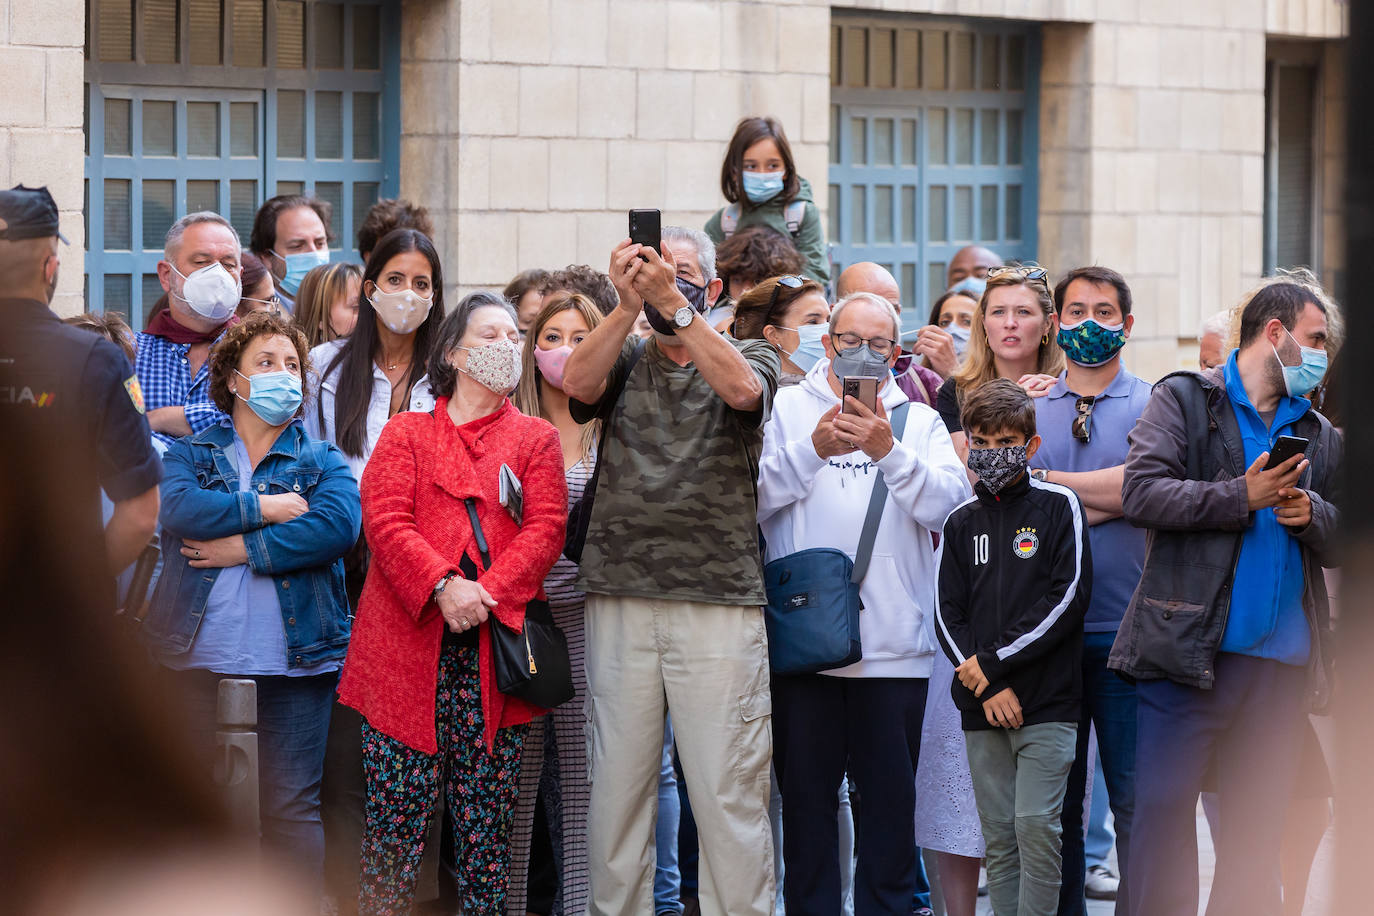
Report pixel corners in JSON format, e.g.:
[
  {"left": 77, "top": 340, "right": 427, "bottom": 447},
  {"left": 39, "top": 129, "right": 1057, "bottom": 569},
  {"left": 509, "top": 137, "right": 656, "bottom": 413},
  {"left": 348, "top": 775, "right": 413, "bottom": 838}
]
[{"left": 914, "top": 649, "right": 986, "bottom": 857}]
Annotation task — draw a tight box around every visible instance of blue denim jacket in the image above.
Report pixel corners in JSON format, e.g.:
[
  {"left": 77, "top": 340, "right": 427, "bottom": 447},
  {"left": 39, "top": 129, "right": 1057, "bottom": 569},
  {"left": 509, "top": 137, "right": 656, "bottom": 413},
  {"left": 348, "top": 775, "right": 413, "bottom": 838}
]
[{"left": 140, "top": 420, "right": 362, "bottom": 669}]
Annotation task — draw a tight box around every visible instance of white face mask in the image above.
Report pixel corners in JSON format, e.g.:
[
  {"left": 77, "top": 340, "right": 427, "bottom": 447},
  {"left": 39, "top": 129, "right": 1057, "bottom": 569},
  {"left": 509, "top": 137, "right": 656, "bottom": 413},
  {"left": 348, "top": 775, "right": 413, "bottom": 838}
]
[
  {"left": 456, "top": 339, "right": 522, "bottom": 394},
  {"left": 368, "top": 285, "right": 433, "bottom": 335},
  {"left": 171, "top": 261, "right": 241, "bottom": 322}
]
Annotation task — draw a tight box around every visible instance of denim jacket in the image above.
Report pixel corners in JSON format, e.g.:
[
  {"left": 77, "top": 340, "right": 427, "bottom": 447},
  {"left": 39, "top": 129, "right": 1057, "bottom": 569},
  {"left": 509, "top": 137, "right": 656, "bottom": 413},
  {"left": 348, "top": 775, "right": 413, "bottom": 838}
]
[{"left": 140, "top": 420, "right": 362, "bottom": 669}]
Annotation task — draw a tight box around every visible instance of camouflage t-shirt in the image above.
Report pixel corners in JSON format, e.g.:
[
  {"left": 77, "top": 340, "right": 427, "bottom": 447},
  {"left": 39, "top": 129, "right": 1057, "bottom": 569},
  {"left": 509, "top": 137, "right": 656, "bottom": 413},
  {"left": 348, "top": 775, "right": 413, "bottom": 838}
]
[{"left": 571, "top": 336, "right": 779, "bottom": 605}]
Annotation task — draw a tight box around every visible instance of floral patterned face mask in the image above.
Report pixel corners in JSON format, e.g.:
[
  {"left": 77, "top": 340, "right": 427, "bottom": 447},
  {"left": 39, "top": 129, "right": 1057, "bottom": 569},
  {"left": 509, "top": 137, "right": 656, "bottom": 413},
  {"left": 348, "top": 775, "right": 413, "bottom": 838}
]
[
  {"left": 966, "top": 444, "right": 1029, "bottom": 494},
  {"left": 456, "top": 338, "right": 522, "bottom": 394}
]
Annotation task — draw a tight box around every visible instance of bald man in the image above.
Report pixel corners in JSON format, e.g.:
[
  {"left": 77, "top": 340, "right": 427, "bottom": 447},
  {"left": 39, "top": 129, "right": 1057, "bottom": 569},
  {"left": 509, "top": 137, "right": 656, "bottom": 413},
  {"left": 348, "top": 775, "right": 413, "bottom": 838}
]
[
  {"left": 947, "top": 245, "right": 1001, "bottom": 287},
  {"left": 837, "top": 261, "right": 902, "bottom": 312},
  {"left": 834, "top": 261, "right": 946, "bottom": 404}
]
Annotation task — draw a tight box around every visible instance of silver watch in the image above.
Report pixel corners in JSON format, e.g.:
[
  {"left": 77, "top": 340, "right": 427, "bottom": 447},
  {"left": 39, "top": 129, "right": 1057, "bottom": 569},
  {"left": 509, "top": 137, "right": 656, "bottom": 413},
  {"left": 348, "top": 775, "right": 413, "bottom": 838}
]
[{"left": 673, "top": 305, "right": 695, "bottom": 328}]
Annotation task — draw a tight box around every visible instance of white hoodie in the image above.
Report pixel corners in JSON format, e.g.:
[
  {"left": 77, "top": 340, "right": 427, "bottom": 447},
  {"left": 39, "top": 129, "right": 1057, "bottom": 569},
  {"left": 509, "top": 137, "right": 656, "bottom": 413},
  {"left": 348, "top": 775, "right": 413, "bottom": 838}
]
[{"left": 757, "top": 359, "right": 970, "bottom": 678}]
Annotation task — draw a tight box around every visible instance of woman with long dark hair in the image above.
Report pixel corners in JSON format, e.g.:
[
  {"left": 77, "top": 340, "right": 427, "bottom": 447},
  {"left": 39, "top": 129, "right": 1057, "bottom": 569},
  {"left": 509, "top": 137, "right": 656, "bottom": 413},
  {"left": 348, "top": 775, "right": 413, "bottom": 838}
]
[
  {"left": 307, "top": 227, "right": 445, "bottom": 480},
  {"left": 304, "top": 227, "right": 445, "bottom": 913}
]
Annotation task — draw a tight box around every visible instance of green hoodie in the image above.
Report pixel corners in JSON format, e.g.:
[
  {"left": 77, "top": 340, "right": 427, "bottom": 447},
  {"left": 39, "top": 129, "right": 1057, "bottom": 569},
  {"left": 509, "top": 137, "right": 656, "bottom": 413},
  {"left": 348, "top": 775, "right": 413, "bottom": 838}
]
[{"left": 704, "top": 177, "right": 830, "bottom": 285}]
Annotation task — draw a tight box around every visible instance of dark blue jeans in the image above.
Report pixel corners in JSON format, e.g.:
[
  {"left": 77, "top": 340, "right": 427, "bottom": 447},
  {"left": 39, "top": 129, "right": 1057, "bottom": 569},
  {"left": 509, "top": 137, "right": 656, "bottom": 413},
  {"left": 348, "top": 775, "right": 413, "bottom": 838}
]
[
  {"left": 772, "top": 674, "right": 927, "bottom": 916},
  {"left": 1058, "top": 630, "right": 1137, "bottom": 915},
  {"left": 1129, "top": 653, "right": 1305, "bottom": 916},
  {"left": 173, "top": 667, "right": 338, "bottom": 895}
]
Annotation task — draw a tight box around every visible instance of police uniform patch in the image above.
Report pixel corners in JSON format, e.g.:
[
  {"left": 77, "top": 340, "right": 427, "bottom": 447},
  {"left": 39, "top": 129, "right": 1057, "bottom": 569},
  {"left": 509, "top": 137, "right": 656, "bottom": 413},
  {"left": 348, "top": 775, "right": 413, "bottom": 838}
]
[
  {"left": 1012, "top": 527, "right": 1039, "bottom": 559},
  {"left": 124, "top": 375, "right": 146, "bottom": 414}
]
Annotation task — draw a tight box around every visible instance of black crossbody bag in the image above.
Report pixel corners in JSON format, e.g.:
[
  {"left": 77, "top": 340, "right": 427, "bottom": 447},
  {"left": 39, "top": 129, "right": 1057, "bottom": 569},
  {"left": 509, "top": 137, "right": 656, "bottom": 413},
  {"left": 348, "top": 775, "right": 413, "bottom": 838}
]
[
  {"left": 463, "top": 499, "right": 575, "bottom": 709},
  {"left": 564, "top": 338, "right": 648, "bottom": 563}
]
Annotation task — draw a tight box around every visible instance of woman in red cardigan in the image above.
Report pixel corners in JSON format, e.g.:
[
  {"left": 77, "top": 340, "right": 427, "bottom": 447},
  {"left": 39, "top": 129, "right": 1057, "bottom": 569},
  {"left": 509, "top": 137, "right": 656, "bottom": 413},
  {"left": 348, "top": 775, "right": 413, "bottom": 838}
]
[{"left": 339, "top": 291, "right": 567, "bottom": 916}]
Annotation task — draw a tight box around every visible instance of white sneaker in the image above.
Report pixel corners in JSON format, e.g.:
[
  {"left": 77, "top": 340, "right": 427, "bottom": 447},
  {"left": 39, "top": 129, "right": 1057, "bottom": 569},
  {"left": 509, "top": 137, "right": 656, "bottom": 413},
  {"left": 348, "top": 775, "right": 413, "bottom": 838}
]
[{"left": 1085, "top": 865, "right": 1119, "bottom": 900}]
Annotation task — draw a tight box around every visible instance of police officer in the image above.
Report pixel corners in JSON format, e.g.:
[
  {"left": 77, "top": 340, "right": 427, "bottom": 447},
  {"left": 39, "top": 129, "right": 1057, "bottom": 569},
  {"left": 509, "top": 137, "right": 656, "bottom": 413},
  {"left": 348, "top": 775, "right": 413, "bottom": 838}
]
[{"left": 0, "top": 185, "right": 161, "bottom": 609}]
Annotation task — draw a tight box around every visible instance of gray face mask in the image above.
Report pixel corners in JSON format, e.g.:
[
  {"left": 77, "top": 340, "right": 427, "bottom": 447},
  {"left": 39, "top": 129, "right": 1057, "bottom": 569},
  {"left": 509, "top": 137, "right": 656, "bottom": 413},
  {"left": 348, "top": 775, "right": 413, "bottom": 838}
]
[{"left": 831, "top": 343, "right": 892, "bottom": 379}]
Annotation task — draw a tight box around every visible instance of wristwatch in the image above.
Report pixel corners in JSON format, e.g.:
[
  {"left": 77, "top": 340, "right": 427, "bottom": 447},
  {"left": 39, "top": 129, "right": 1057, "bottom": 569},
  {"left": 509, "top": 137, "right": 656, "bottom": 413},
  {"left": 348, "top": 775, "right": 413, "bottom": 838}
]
[
  {"left": 673, "top": 305, "right": 695, "bottom": 328},
  {"left": 1031, "top": 468, "right": 1049, "bottom": 482},
  {"left": 432, "top": 572, "right": 458, "bottom": 603}
]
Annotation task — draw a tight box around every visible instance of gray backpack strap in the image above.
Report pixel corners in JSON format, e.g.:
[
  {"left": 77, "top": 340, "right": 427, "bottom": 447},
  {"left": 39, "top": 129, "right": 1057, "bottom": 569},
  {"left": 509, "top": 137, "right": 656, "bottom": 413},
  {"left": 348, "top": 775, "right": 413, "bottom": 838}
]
[
  {"left": 784, "top": 200, "right": 807, "bottom": 235},
  {"left": 720, "top": 202, "right": 742, "bottom": 237},
  {"left": 851, "top": 401, "right": 911, "bottom": 583}
]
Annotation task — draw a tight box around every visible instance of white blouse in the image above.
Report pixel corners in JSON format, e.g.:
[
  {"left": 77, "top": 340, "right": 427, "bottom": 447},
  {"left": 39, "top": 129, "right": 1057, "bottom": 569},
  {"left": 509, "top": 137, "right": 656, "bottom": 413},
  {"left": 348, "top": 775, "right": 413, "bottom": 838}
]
[{"left": 306, "top": 338, "right": 435, "bottom": 482}]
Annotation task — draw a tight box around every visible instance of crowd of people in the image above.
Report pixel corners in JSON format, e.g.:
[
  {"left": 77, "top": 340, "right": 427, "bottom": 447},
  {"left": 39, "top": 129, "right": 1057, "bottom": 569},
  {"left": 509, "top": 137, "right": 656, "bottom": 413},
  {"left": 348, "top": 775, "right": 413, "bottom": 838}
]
[{"left": 0, "top": 111, "right": 1344, "bottom": 916}]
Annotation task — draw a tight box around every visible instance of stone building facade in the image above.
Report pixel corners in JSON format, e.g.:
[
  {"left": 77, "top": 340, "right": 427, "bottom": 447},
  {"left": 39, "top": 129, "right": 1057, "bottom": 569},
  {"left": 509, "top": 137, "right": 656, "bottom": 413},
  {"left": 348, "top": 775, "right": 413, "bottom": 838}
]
[{"left": 1, "top": 0, "right": 1349, "bottom": 380}]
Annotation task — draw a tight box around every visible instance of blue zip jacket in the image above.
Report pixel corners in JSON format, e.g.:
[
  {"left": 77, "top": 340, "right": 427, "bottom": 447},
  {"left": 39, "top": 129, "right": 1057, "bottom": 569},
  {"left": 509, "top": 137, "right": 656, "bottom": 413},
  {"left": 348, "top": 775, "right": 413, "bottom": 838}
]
[
  {"left": 1219, "top": 351, "right": 1309, "bottom": 664},
  {"left": 140, "top": 420, "right": 362, "bottom": 669}
]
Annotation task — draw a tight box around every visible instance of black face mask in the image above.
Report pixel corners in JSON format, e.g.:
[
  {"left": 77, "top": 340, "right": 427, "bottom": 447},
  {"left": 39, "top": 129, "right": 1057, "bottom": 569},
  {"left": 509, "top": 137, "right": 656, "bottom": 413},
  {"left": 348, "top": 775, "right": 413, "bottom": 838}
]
[{"left": 644, "top": 276, "right": 711, "bottom": 337}]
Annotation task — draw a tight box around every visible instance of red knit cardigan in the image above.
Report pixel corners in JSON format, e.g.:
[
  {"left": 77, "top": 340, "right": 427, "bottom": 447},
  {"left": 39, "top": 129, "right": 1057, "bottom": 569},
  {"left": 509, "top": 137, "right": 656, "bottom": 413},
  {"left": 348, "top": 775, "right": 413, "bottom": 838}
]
[{"left": 338, "top": 398, "right": 567, "bottom": 754}]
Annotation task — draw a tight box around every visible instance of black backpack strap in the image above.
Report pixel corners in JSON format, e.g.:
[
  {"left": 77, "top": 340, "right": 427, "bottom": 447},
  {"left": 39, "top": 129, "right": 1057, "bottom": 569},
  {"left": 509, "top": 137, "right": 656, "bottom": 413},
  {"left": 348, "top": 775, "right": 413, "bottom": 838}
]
[{"left": 1155, "top": 371, "right": 1213, "bottom": 481}]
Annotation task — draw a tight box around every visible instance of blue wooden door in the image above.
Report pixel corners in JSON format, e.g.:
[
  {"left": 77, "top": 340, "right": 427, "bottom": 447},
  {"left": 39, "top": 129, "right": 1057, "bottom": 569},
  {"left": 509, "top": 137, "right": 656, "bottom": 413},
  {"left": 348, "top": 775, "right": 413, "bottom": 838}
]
[
  {"left": 828, "top": 17, "right": 1039, "bottom": 333},
  {"left": 83, "top": 0, "right": 400, "bottom": 326}
]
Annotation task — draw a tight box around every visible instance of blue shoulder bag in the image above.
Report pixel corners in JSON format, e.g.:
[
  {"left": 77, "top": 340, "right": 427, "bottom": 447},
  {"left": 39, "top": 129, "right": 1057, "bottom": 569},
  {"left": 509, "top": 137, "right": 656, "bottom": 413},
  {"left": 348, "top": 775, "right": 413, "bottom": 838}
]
[{"left": 763, "top": 402, "right": 909, "bottom": 675}]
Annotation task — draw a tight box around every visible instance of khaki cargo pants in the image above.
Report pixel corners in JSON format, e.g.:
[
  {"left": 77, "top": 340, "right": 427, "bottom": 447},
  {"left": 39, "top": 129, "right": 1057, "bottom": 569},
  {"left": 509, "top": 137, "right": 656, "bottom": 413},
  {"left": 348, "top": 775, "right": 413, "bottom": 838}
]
[{"left": 583, "top": 593, "right": 775, "bottom": 916}]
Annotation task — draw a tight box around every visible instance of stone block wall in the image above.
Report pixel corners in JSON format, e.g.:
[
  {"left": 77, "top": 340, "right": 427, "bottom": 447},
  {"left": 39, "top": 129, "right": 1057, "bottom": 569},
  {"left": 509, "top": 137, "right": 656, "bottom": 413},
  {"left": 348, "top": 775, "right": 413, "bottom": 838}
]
[
  {"left": 401, "top": 0, "right": 832, "bottom": 299},
  {"left": 0, "top": 0, "right": 86, "bottom": 316}
]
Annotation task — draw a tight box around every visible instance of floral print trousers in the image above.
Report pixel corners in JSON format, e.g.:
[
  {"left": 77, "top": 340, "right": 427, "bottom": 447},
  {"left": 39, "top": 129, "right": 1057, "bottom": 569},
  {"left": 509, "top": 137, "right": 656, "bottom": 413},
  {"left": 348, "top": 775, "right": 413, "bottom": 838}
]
[{"left": 358, "top": 643, "right": 527, "bottom": 916}]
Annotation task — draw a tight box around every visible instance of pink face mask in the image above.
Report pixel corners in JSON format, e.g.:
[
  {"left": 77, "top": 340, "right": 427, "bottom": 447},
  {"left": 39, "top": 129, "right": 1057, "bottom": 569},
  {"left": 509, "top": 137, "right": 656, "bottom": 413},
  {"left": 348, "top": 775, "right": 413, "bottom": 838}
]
[{"left": 533, "top": 344, "right": 574, "bottom": 390}]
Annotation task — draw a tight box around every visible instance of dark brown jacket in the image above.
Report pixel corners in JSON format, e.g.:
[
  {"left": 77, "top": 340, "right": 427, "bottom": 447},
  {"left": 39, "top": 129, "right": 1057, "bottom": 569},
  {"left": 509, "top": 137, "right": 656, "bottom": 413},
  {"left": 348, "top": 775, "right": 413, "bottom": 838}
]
[{"left": 1108, "top": 369, "right": 1340, "bottom": 710}]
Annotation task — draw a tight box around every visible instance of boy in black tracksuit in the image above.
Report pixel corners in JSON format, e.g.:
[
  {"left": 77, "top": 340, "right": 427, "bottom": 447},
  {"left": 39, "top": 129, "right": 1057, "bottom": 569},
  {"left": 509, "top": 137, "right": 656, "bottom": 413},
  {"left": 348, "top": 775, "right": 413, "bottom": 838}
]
[{"left": 935, "top": 380, "right": 1091, "bottom": 916}]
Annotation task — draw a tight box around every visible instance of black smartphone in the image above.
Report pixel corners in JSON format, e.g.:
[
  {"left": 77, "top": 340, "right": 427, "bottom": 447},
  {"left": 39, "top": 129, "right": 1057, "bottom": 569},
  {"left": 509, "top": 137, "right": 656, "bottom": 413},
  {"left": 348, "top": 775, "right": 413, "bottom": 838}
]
[
  {"left": 1264, "top": 435, "right": 1309, "bottom": 470},
  {"left": 628, "top": 208, "right": 661, "bottom": 256},
  {"left": 842, "top": 376, "right": 880, "bottom": 414}
]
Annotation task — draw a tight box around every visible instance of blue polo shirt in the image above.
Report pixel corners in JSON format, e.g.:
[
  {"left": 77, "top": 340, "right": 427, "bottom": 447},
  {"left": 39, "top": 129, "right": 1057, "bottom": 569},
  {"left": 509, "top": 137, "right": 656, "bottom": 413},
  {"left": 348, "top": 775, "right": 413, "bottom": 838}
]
[
  {"left": 1031, "top": 363, "right": 1152, "bottom": 632},
  {"left": 1219, "top": 350, "right": 1310, "bottom": 665}
]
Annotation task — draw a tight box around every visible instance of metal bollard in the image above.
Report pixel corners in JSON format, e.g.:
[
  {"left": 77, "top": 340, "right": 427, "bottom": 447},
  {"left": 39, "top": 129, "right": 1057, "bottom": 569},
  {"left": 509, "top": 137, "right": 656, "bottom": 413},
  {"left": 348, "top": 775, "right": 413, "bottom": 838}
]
[{"left": 215, "top": 678, "right": 260, "bottom": 837}]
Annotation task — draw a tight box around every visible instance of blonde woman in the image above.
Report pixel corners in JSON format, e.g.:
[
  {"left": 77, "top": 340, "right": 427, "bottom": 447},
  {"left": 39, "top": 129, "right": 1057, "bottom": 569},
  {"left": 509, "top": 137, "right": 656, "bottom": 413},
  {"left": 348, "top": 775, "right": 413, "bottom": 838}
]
[
  {"left": 934, "top": 265, "right": 1066, "bottom": 461},
  {"left": 506, "top": 292, "right": 602, "bottom": 916},
  {"left": 294, "top": 262, "right": 363, "bottom": 350}
]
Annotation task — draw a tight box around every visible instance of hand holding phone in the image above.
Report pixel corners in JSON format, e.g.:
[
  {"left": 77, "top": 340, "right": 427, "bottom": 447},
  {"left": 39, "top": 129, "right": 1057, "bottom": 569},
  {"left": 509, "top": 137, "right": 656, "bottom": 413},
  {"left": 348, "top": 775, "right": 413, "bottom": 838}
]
[{"left": 1263, "top": 435, "right": 1309, "bottom": 471}]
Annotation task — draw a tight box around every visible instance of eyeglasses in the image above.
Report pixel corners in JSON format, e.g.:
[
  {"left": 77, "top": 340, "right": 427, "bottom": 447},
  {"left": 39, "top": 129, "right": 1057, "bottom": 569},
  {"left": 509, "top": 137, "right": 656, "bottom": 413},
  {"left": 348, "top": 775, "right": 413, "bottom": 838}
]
[
  {"left": 765, "top": 275, "right": 806, "bottom": 315},
  {"left": 832, "top": 332, "right": 898, "bottom": 358},
  {"left": 1072, "top": 395, "right": 1097, "bottom": 444},
  {"left": 988, "top": 265, "right": 1050, "bottom": 288}
]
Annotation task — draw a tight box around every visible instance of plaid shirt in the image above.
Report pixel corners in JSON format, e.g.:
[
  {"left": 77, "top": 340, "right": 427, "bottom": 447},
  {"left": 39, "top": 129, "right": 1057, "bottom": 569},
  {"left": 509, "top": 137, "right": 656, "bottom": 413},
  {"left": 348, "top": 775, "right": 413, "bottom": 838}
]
[{"left": 135, "top": 331, "right": 229, "bottom": 446}]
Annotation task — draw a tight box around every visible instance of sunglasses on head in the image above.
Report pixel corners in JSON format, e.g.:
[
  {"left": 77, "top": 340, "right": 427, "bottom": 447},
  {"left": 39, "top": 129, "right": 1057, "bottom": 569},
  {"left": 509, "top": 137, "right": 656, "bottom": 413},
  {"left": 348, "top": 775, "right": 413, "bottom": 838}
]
[
  {"left": 988, "top": 265, "right": 1050, "bottom": 289},
  {"left": 765, "top": 275, "right": 806, "bottom": 315}
]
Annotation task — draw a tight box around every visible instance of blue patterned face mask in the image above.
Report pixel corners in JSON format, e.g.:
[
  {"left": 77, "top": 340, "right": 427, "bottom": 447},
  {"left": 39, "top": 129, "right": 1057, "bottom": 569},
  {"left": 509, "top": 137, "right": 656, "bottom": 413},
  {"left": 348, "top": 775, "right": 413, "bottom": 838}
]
[{"left": 1057, "top": 318, "right": 1127, "bottom": 367}]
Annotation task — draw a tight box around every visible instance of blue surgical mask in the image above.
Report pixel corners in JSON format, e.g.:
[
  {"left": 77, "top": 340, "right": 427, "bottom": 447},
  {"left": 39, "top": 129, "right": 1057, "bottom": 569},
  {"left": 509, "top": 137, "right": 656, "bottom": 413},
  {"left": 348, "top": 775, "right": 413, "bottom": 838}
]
[
  {"left": 1273, "top": 326, "right": 1328, "bottom": 398},
  {"left": 235, "top": 369, "right": 303, "bottom": 426},
  {"left": 782, "top": 324, "right": 828, "bottom": 374},
  {"left": 272, "top": 248, "right": 331, "bottom": 296},
  {"left": 1057, "top": 318, "right": 1127, "bottom": 367},
  {"left": 742, "top": 170, "right": 785, "bottom": 205},
  {"left": 946, "top": 323, "right": 972, "bottom": 357}
]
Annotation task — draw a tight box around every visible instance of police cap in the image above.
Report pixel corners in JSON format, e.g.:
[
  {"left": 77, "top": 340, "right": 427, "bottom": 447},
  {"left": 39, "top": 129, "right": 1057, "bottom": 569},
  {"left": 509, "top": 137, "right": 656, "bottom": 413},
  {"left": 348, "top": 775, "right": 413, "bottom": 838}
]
[{"left": 0, "top": 185, "right": 70, "bottom": 245}]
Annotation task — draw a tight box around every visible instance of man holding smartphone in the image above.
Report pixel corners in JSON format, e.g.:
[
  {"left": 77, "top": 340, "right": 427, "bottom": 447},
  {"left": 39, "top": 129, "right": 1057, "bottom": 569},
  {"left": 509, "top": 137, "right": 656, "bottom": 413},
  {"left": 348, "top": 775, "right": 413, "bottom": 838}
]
[
  {"left": 1110, "top": 274, "right": 1341, "bottom": 916},
  {"left": 562, "top": 226, "right": 779, "bottom": 916}
]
